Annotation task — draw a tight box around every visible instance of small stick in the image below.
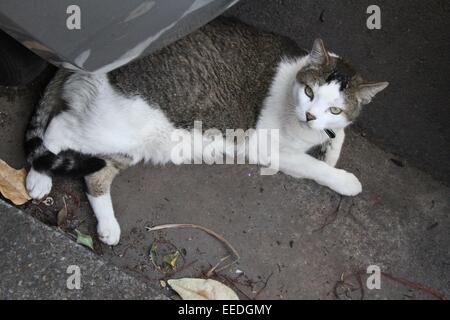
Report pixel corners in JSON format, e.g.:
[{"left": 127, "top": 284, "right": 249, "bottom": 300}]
[
  {"left": 253, "top": 272, "right": 274, "bottom": 300},
  {"left": 381, "top": 272, "right": 446, "bottom": 301},
  {"left": 206, "top": 255, "right": 231, "bottom": 278},
  {"left": 313, "top": 196, "right": 343, "bottom": 233}
]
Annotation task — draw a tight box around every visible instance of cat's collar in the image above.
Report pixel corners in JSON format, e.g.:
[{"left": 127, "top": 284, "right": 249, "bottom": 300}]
[{"left": 324, "top": 129, "right": 336, "bottom": 139}]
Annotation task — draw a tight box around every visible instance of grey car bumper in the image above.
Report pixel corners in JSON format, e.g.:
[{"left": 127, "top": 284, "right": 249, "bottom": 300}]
[{"left": 0, "top": 0, "right": 239, "bottom": 73}]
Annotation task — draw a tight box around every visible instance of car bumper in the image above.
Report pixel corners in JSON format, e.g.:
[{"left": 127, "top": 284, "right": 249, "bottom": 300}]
[{"left": 0, "top": 0, "right": 239, "bottom": 73}]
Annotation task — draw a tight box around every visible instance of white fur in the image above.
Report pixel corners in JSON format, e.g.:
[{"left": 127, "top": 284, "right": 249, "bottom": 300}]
[
  {"left": 26, "top": 168, "right": 52, "bottom": 200},
  {"left": 87, "top": 193, "right": 120, "bottom": 246},
  {"left": 324, "top": 129, "right": 345, "bottom": 167},
  {"left": 45, "top": 74, "right": 177, "bottom": 165},
  {"left": 296, "top": 81, "right": 348, "bottom": 130},
  {"left": 29, "top": 53, "right": 363, "bottom": 246}
]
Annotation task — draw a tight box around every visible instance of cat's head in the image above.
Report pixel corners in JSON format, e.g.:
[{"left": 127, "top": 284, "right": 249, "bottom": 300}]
[{"left": 292, "top": 39, "right": 389, "bottom": 131}]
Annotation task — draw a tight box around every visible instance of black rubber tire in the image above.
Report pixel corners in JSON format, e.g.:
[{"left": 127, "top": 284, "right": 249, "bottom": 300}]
[{"left": 0, "top": 29, "right": 48, "bottom": 87}]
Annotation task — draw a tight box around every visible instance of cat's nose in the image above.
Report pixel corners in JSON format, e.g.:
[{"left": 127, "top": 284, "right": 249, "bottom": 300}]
[{"left": 306, "top": 112, "right": 317, "bottom": 122}]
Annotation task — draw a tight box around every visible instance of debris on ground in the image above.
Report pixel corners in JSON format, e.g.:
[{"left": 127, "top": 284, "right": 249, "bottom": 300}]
[
  {"left": 333, "top": 271, "right": 365, "bottom": 300},
  {"left": 147, "top": 223, "right": 240, "bottom": 276},
  {"left": 381, "top": 272, "right": 446, "bottom": 300},
  {"left": 333, "top": 270, "right": 447, "bottom": 300},
  {"left": 390, "top": 158, "right": 405, "bottom": 168},
  {"left": 167, "top": 278, "right": 239, "bottom": 300},
  {"left": 149, "top": 239, "right": 185, "bottom": 274},
  {"left": 42, "top": 196, "right": 54, "bottom": 207},
  {"left": 75, "top": 229, "right": 94, "bottom": 251},
  {"left": 0, "top": 159, "right": 30, "bottom": 205},
  {"left": 163, "top": 251, "right": 180, "bottom": 269},
  {"left": 56, "top": 197, "right": 68, "bottom": 227},
  {"left": 319, "top": 9, "right": 325, "bottom": 23},
  {"left": 314, "top": 196, "right": 344, "bottom": 233},
  {"left": 145, "top": 223, "right": 273, "bottom": 299}
]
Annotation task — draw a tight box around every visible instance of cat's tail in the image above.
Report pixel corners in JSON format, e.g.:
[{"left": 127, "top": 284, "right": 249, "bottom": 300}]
[{"left": 25, "top": 69, "right": 106, "bottom": 177}]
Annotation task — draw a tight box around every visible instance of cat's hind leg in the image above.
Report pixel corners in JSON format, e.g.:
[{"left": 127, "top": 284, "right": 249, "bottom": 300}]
[
  {"left": 85, "top": 156, "right": 131, "bottom": 246},
  {"left": 26, "top": 115, "right": 72, "bottom": 200}
]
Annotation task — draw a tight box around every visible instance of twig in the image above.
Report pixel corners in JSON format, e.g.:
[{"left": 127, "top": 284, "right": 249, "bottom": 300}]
[
  {"left": 206, "top": 255, "right": 230, "bottom": 278},
  {"left": 355, "top": 271, "right": 365, "bottom": 300},
  {"left": 381, "top": 272, "right": 446, "bottom": 300},
  {"left": 146, "top": 224, "right": 240, "bottom": 274},
  {"left": 314, "top": 196, "right": 344, "bottom": 233},
  {"left": 61, "top": 186, "right": 81, "bottom": 208},
  {"left": 333, "top": 271, "right": 365, "bottom": 300},
  {"left": 62, "top": 195, "right": 67, "bottom": 208},
  {"left": 253, "top": 272, "right": 274, "bottom": 300}
]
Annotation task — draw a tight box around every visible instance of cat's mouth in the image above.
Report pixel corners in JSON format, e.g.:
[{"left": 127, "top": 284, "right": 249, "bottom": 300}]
[
  {"left": 300, "top": 116, "right": 336, "bottom": 139},
  {"left": 305, "top": 120, "right": 336, "bottom": 139}
]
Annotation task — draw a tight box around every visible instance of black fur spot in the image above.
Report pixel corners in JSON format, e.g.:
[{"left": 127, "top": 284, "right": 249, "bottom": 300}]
[
  {"left": 81, "top": 157, "right": 107, "bottom": 176},
  {"left": 32, "top": 149, "right": 106, "bottom": 177},
  {"left": 24, "top": 137, "right": 43, "bottom": 156},
  {"left": 33, "top": 151, "right": 58, "bottom": 173},
  {"left": 53, "top": 150, "right": 106, "bottom": 177},
  {"left": 326, "top": 59, "right": 356, "bottom": 91},
  {"left": 326, "top": 70, "right": 351, "bottom": 91}
]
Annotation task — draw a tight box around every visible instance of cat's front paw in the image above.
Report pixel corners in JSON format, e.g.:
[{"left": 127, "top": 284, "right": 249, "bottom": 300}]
[
  {"left": 97, "top": 217, "right": 121, "bottom": 246},
  {"left": 26, "top": 169, "right": 53, "bottom": 200},
  {"left": 330, "top": 170, "right": 362, "bottom": 196}
]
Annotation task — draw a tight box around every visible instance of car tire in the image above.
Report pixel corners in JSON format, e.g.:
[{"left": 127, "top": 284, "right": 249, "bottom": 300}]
[{"left": 0, "top": 29, "right": 48, "bottom": 87}]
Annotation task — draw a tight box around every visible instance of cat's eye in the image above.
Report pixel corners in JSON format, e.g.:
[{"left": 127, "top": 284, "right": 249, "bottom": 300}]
[
  {"left": 304, "top": 85, "right": 314, "bottom": 100},
  {"left": 330, "top": 107, "right": 342, "bottom": 115}
]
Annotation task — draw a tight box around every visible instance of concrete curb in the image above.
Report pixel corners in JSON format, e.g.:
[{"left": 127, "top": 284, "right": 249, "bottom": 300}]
[{"left": 0, "top": 200, "right": 168, "bottom": 300}]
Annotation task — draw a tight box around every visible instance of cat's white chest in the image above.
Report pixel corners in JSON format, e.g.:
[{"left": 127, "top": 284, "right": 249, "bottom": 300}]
[{"left": 282, "top": 123, "right": 329, "bottom": 152}]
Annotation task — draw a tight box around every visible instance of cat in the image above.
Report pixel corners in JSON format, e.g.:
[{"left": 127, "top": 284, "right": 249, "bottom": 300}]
[{"left": 24, "top": 18, "right": 388, "bottom": 245}]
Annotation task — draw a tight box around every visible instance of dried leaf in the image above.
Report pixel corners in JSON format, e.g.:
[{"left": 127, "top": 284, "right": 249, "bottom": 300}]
[
  {"left": 150, "top": 242, "right": 158, "bottom": 256},
  {"left": 163, "top": 251, "right": 180, "bottom": 269},
  {"left": 57, "top": 207, "right": 68, "bottom": 227},
  {"left": 57, "top": 197, "right": 68, "bottom": 227},
  {"left": 149, "top": 242, "right": 160, "bottom": 271},
  {"left": 168, "top": 278, "right": 239, "bottom": 300},
  {"left": 0, "top": 159, "right": 31, "bottom": 205},
  {"left": 75, "top": 229, "right": 94, "bottom": 250}
]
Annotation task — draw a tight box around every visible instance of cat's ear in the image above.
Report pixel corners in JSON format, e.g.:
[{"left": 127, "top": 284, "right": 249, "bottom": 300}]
[
  {"left": 356, "top": 82, "right": 389, "bottom": 105},
  {"left": 310, "top": 39, "right": 330, "bottom": 66}
]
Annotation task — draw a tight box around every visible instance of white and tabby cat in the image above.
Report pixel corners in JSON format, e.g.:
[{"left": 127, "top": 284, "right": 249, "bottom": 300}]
[{"left": 25, "top": 19, "right": 388, "bottom": 245}]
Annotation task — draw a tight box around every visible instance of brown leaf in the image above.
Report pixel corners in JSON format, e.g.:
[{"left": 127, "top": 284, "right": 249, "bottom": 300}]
[
  {"left": 0, "top": 160, "right": 31, "bottom": 205},
  {"left": 57, "top": 206, "right": 68, "bottom": 227}
]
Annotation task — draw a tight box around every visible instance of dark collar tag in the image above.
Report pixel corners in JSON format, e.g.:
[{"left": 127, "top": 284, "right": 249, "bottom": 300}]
[{"left": 324, "top": 129, "right": 336, "bottom": 139}]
